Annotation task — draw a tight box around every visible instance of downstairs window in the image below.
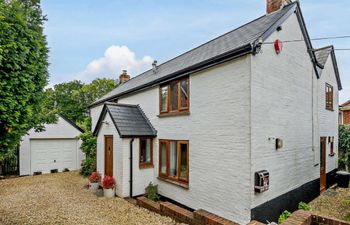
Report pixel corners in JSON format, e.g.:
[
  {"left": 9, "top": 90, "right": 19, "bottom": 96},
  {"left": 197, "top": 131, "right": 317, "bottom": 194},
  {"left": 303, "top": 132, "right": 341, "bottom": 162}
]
[
  {"left": 139, "top": 138, "right": 153, "bottom": 168},
  {"left": 159, "top": 140, "right": 189, "bottom": 184}
]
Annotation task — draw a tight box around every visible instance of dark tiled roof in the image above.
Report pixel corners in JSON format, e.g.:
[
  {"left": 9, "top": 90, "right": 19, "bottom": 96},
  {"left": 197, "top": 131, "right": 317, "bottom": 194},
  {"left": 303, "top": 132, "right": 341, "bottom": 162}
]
[
  {"left": 314, "top": 46, "right": 332, "bottom": 67},
  {"left": 93, "top": 103, "right": 157, "bottom": 138},
  {"left": 92, "top": 2, "right": 298, "bottom": 106},
  {"left": 313, "top": 45, "right": 342, "bottom": 90}
]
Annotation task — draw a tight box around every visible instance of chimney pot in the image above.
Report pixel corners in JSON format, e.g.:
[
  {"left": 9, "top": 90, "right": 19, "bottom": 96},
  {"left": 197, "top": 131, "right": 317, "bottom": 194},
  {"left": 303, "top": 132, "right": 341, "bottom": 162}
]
[
  {"left": 119, "top": 70, "right": 130, "bottom": 85},
  {"left": 152, "top": 60, "right": 158, "bottom": 73},
  {"left": 267, "top": 0, "right": 294, "bottom": 14}
]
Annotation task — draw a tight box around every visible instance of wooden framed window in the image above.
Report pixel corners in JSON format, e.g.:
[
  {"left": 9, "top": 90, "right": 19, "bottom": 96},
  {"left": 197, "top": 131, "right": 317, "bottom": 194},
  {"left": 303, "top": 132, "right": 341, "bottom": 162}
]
[
  {"left": 159, "top": 77, "right": 189, "bottom": 115},
  {"left": 159, "top": 140, "right": 189, "bottom": 184},
  {"left": 325, "top": 83, "right": 333, "bottom": 111},
  {"left": 329, "top": 136, "right": 335, "bottom": 156},
  {"left": 139, "top": 138, "right": 153, "bottom": 168}
]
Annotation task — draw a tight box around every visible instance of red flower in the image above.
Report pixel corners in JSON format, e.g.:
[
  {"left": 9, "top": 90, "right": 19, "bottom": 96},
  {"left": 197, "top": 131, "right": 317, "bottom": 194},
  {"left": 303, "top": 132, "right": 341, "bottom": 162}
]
[
  {"left": 89, "top": 172, "right": 101, "bottom": 183},
  {"left": 102, "top": 175, "right": 116, "bottom": 189}
]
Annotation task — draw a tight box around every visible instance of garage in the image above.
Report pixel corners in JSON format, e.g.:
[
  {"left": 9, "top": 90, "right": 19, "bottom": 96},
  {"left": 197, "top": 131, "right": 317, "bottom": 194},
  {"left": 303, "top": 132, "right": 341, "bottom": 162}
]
[
  {"left": 20, "top": 115, "right": 85, "bottom": 176},
  {"left": 30, "top": 139, "right": 78, "bottom": 174}
]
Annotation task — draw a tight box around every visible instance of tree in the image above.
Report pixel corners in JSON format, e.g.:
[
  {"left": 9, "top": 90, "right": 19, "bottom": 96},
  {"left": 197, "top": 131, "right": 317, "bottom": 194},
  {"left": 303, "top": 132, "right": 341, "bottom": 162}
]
[
  {"left": 53, "top": 80, "right": 86, "bottom": 124},
  {"left": 339, "top": 125, "right": 350, "bottom": 171},
  {"left": 0, "top": 0, "right": 50, "bottom": 161},
  {"left": 82, "top": 78, "right": 117, "bottom": 106},
  {"left": 45, "top": 78, "right": 117, "bottom": 125}
]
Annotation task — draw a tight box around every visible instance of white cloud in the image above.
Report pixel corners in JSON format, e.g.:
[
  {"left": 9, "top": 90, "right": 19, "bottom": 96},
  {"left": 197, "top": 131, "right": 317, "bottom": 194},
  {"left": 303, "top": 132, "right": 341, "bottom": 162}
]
[{"left": 77, "top": 45, "right": 153, "bottom": 82}]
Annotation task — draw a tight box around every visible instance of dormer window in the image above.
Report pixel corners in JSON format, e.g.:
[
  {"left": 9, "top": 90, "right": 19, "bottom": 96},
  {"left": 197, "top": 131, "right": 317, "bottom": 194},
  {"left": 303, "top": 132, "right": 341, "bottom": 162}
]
[
  {"left": 159, "top": 77, "right": 189, "bottom": 115},
  {"left": 325, "top": 83, "right": 333, "bottom": 111}
]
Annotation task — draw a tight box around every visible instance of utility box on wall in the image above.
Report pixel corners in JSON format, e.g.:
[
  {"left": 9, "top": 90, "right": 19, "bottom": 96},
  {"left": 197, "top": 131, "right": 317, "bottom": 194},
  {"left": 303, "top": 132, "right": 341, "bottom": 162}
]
[{"left": 255, "top": 170, "right": 269, "bottom": 193}]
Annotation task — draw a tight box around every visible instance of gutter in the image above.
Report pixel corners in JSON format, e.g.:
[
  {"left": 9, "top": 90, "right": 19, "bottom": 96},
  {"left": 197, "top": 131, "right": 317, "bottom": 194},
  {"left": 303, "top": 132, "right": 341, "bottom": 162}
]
[{"left": 129, "top": 138, "right": 134, "bottom": 198}]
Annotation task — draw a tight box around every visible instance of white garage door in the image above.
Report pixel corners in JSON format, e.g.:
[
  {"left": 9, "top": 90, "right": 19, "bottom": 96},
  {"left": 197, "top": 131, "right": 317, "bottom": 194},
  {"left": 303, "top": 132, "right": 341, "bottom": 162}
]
[{"left": 30, "top": 139, "right": 78, "bottom": 174}]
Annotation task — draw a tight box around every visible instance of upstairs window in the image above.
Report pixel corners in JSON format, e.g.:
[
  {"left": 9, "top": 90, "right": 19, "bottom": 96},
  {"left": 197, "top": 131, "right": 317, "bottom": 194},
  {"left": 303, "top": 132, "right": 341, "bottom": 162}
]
[
  {"left": 159, "top": 77, "right": 189, "bottom": 115},
  {"left": 139, "top": 138, "right": 153, "bottom": 168},
  {"left": 325, "top": 83, "right": 333, "bottom": 111}
]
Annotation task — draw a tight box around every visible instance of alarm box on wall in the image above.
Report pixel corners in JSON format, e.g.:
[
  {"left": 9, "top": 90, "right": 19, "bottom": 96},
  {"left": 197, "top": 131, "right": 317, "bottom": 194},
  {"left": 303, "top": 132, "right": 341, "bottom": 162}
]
[{"left": 255, "top": 170, "right": 269, "bottom": 193}]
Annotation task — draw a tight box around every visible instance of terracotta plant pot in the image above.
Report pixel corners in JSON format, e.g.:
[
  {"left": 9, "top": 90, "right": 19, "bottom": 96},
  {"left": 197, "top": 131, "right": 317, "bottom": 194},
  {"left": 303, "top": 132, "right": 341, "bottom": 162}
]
[
  {"left": 103, "top": 188, "right": 115, "bottom": 198},
  {"left": 89, "top": 182, "right": 99, "bottom": 191}
]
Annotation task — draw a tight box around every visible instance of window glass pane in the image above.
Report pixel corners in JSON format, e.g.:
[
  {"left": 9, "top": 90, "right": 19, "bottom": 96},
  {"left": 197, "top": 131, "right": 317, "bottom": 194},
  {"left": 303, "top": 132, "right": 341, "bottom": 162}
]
[
  {"left": 140, "top": 139, "right": 151, "bottom": 163},
  {"left": 169, "top": 141, "right": 178, "bottom": 177},
  {"left": 161, "top": 142, "right": 167, "bottom": 174},
  {"left": 180, "top": 79, "right": 189, "bottom": 108},
  {"left": 170, "top": 82, "right": 179, "bottom": 111},
  {"left": 146, "top": 139, "right": 151, "bottom": 163},
  {"left": 161, "top": 87, "right": 168, "bottom": 112},
  {"left": 140, "top": 140, "right": 146, "bottom": 163},
  {"left": 179, "top": 143, "right": 188, "bottom": 181}
]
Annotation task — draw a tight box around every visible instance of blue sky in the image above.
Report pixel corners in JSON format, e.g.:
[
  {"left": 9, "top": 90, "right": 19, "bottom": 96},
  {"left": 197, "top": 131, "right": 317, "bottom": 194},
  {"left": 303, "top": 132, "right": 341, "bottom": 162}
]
[{"left": 41, "top": 0, "right": 350, "bottom": 103}]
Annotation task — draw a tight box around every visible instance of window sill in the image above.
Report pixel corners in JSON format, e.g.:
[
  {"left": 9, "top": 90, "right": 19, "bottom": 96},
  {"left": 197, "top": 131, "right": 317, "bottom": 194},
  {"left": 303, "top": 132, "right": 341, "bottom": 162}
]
[
  {"left": 157, "top": 177, "right": 189, "bottom": 189},
  {"left": 157, "top": 111, "right": 190, "bottom": 118},
  {"left": 329, "top": 153, "right": 336, "bottom": 157},
  {"left": 326, "top": 108, "right": 334, "bottom": 112},
  {"left": 139, "top": 164, "right": 154, "bottom": 169}
]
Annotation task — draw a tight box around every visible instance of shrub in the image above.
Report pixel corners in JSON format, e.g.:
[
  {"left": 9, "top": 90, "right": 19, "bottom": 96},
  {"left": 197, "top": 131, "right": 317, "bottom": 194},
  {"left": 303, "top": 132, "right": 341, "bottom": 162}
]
[
  {"left": 89, "top": 172, "right": 101, "bottom": 183},
  {"left": 278, "top": 210, "right": 291, "bottom": 224},
  {"left": 344, "top": 212, "right": 350, "bottom": 221},
  {"left": 339, "top": 125, "right": 350, "bottom": 171},
  {"left": 79, "top": 118, "right": 97, "bottom": 177},
  {"left": 298, "top": 201, "right": 310, "bottom": 211},
  {"left": 145, "top": 182, "right": 160, "bottom": 201},
  {"left": 102, "top": 176, "right": 116, "bottom": 189},
  {"left": 80, "top": 157, "right": 96, "bottom": 177}
]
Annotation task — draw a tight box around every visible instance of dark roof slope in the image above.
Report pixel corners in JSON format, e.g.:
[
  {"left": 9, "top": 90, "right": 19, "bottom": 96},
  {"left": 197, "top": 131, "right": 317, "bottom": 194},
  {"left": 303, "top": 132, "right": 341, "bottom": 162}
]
[
  {"left": 314, "top": 46, "right": 333, "bottom": 67},
  {"left": 59, "top": 114, "right": 84, "bottom": 133},
  {"left": 313, "top": 46, "right": 342, "bottom": 90},
  {"left": 91, "top": 2, "right": 298, "bottom": 107},
  {"left": 93, "top": 103, "right": 157, "bottom": 138}
]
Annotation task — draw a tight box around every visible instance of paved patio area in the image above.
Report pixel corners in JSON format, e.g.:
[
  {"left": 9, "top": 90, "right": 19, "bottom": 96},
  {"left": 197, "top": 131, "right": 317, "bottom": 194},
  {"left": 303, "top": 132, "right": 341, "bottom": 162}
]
[{"left": 0, "top": 172, "right": 178, "bottom": 225}]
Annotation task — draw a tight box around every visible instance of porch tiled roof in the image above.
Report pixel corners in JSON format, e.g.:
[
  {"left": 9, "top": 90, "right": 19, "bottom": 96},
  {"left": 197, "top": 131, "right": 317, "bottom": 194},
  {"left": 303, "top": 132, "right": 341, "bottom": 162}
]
[{"left": 93, "top": 103, "right": 157, "bottom": 138}]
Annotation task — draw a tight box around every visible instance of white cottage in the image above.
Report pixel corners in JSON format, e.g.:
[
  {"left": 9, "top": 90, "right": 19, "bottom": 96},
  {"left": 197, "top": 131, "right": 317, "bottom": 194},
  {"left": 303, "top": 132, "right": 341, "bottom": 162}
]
[
  {"left": 90, "top": 1, "right": 342, "bottom": 224},
  {"left": 20, "top": 115, "right": 84, "bottom": 176}
]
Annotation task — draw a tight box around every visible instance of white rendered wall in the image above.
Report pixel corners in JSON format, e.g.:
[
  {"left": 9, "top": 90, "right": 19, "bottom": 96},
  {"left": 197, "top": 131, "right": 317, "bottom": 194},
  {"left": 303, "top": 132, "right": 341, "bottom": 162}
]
[
  {"left": 96, "top": 113, "right": 125, "bottom": 197},
  {"left": 317, "top": 56, "right": 339, "bottom": 173},
  {"left": 250, "top": 13, "right": 319, "bottom": 208},
  {"left": 118, "top": 57, "right": 252, "bottom": 224},
  {"left": 90, "top": 104, "right": 104, "bottom": 132}
]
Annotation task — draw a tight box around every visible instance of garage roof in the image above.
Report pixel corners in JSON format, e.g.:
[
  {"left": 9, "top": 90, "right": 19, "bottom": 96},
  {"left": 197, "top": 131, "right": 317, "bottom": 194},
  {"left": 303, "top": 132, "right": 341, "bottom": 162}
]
[{"left": 93, "top": 103, "right": 157, "bottom": 138}]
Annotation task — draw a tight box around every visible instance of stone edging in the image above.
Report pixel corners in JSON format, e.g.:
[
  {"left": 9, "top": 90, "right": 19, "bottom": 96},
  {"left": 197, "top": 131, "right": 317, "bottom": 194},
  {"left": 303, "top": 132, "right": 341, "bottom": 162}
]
[{"left": 136, "top": 196, "right": 239, "bottom": 225}]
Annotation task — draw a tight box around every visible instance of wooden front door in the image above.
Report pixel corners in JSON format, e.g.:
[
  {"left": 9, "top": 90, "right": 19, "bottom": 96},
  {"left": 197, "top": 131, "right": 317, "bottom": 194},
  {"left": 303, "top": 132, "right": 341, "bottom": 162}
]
[
  {"left": 104, "top": 136, "right": 113, "bottom": 177},
  {"left": 320, "top": 137, "right": 326, "bottom": 192}
]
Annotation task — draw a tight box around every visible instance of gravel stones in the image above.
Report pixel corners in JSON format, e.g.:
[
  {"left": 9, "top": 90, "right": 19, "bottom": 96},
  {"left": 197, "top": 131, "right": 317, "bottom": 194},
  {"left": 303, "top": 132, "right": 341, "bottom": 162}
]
[{"left": 0, "top": 172, "right": 181, "bottom": 225}]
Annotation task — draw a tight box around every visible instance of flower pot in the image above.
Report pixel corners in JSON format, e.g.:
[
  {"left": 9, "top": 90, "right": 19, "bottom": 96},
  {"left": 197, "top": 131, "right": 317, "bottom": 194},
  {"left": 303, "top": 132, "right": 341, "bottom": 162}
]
[
  {"left": 89, "top": 182, "right": 99, "bottom": 191},
  {"left": 103, "top": 188, "right": 115, "bottom": 198}
]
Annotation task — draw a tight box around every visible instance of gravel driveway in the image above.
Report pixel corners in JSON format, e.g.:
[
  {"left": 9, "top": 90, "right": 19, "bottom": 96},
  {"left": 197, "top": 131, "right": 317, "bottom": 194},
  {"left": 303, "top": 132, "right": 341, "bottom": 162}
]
[{"left": 0, "top": 172, "right": 178, "bottom": 225}]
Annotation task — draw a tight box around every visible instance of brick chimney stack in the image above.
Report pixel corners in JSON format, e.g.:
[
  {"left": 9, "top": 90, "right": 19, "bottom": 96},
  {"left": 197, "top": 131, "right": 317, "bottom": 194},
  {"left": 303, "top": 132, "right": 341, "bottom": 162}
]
[
  {"left": 266, "top": 0, "right": 294, "bottom": 14},
  {"left": 119, "top": 70, "right": 130, "bottom": 85}
]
